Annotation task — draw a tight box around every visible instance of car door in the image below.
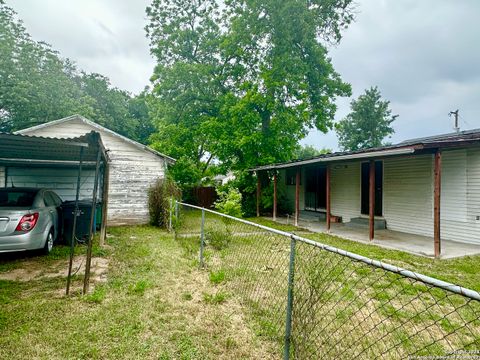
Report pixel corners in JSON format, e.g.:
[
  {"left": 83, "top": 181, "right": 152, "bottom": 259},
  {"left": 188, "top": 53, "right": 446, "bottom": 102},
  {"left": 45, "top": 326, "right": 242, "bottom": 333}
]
[{"left": 43, "top": 191, "right": 59, "bottom": 240}]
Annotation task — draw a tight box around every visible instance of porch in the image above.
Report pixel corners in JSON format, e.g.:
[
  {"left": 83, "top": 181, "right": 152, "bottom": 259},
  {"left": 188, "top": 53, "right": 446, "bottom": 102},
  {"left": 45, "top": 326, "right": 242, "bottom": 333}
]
[{"left": 271, "top": 214, "right": 480, "bottom": 259}]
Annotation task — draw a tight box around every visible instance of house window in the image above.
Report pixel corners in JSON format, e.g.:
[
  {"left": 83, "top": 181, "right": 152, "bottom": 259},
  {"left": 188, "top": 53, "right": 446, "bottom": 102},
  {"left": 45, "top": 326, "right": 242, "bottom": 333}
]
[{"left": 286, "top": 168, "right": 301, "bottom": 186}]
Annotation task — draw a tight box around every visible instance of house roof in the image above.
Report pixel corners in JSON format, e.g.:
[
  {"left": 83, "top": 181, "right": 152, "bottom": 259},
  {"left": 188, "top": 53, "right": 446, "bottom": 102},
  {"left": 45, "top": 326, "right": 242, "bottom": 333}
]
[
  {"left": 0, "top": 131, "right": 106, "bottom": 166},
  {"left": 251, "top": 128, "right": 480, "bottom": 171},
  {"left": 15, "top": 114, "right": 176, "bottom": 164}
]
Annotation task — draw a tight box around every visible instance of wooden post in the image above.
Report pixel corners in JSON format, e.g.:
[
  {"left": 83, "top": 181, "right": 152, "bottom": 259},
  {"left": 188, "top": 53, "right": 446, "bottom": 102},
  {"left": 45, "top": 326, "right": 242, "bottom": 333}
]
[
  {"left": 256, "top": 172, "right": 261, "bottom": 217},
  {"left": 99, "top": 162, "right": 109, "bottom": 246},
  {"left": 273, "top": 172, "right": 277, "bottom": 222},
  {"left": 434, "top": 151, "right": 442, "bottom": 257},
  {"left": 295, "top": 168, "right": 300, "bottom": 226},
  {"left": 326, "top": 166, "right": 331, "bottom": 231},
  {"left": 369, "top": 160, "right": 375, "bottom": 241}
]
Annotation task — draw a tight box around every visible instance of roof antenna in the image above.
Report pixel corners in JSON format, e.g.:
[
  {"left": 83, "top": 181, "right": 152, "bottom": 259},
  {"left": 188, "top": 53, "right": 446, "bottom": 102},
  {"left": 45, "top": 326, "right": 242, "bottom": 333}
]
[{"left": 449, "top": 109, "right": 459, "bottom": 133}]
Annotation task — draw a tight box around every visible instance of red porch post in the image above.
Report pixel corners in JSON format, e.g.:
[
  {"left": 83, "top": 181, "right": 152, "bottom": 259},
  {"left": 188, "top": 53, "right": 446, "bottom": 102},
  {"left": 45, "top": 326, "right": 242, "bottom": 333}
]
[
  {"left": 434, "top": 150, "right": 442, "bottom": 257},
  {"left": 256, "top": 172, "right": 261, "bottom": 217},
  {"left": 273, "top": 172, "right": 277, "bottom": 222},
  {"left": 369, "top": 160, "right": 375, "bottom": 241},
  {"left": 326, "top": 165, "right": 331, "bottom": 231},
  {"left": 295, "top": 168, "right": 300, "bottom": 226}
]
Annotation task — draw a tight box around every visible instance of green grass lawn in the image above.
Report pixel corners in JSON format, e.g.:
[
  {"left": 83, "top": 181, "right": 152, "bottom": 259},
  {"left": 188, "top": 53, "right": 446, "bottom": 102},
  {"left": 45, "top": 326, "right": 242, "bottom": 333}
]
[
  {"left": 175, "top": 210, "right": 480, "bottom": 358},
  {"left": 0, "top": 226, "right": 277, "bottom": 360},
  {"left": 248, "top": 217, "right": 480, "bottom": 292}
]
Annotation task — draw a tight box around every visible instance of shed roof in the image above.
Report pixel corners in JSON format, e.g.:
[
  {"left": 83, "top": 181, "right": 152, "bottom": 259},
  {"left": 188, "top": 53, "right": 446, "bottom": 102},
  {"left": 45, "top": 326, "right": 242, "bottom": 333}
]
[
  {"left": 15, "top": 114, "right": 176, "bottom": 164},
  {"left": 251, "top": 128, "right": 480, "bottom": 171},
  {"left": 0, "top": 131, "right": 105, "bottom": 166}
]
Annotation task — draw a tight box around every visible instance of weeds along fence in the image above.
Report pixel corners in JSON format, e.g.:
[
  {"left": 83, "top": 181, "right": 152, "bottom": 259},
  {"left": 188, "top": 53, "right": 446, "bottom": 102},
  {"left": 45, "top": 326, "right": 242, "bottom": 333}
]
[{"left": 173, "top": 202, "right": 480, "bottom": 359}]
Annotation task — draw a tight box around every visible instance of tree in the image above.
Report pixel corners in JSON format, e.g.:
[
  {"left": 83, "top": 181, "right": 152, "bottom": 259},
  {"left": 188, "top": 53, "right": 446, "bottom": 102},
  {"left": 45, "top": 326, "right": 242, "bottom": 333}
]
[
  {"left": 146, "top": 0, "right": 355, "bottom": 189},
  {"left": 0, "top": 2, "right": 155, "bottom": 143},
  {"left": 294, "top": 145, "right": 331, "bottom": 160},
  {"left": 336, "top": 87, "right": 397, "bottom": 151}
]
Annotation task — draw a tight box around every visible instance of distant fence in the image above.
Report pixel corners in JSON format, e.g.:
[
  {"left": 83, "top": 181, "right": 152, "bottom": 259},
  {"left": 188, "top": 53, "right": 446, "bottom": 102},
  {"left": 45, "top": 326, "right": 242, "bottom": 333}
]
[
  {"left": 190, "top": 186, "right": 217, "bottom": 209},
  {"left": 173, "top": 202, "right": 480, "bottom": 359}
]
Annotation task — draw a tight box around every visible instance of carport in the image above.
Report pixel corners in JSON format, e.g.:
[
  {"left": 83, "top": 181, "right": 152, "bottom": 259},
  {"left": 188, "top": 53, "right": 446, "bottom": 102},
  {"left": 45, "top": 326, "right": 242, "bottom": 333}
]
[{"left": 0, "top": 131, "right": 109, "bottom": 293}]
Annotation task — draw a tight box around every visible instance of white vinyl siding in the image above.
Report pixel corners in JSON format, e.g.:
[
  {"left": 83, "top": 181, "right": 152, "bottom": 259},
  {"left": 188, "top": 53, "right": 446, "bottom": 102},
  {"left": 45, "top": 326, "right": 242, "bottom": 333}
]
[
  {"left": 0, "top": 166, "right": 5, "bottom": 187},
  {"left": 19, "top": 117, "right": 167, "bottom": 225},
  {"left": 331, "top": 162, "right": 360, "bottom": 222},
  {"left": 441, "top": 148, "right": 480, "bottom": 244},
  {"left": 383, "top": 155, "right": 433, "bottom": 237}
]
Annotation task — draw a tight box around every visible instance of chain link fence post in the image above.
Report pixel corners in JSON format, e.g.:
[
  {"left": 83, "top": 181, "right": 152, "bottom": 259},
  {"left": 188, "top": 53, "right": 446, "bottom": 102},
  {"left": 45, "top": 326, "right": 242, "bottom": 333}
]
[
  {"left": 175, "top": 200, "right": 179, "bottom": 225},
  {"left": 169, "top": 198, "right": 173, "bottom": 232},
  {"left": 199, "top": 207, "right": 205, "bottom": 269},
  {"left": 284, "top": 236, "right": 296, "bottom": 360}
]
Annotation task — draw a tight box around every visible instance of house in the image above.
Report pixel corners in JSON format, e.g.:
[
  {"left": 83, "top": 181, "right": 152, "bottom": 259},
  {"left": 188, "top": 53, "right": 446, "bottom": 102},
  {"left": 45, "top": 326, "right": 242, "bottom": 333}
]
[
  {"left": 251, "top": 129, "right": 480, "bottom": 257},
  {"left": 9, "top": 114, "right": 175, "bottom": 225}
]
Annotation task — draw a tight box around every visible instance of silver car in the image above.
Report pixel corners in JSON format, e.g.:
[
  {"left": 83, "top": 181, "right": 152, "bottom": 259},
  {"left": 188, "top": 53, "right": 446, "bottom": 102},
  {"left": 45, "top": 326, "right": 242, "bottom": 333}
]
[{"left": 0, "top": 188, "right": 63, "bottom": 254}]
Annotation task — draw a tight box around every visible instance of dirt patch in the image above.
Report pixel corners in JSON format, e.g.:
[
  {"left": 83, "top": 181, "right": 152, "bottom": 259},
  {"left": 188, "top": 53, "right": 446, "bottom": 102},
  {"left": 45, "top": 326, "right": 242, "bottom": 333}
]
[{"left": 0, "top": 256, "right": 109, "bottom": 283}]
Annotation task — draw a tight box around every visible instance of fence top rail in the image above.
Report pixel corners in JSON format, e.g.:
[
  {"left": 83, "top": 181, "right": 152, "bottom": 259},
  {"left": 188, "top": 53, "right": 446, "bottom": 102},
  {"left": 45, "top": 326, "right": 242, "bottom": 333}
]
[{"left": 178, "top": 201, "right": 480, "bottom": 301}]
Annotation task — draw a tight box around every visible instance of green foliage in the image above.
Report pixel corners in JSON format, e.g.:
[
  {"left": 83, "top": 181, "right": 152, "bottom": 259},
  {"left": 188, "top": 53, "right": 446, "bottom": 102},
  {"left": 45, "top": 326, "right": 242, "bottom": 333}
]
[
  {"left": 145, "top": 0, "right": 354, "bottom": 186},
  {"left": 294, "top": 145, "right": 331, "bottom": 160},
  {"left": 206, "top": 227, "right": 232, "bottom": 250},
  {"left": 214, "top": 188, "right": 243, "bottom": 218},
  {"left": 148, "top": 176, "right": 181, "bottom": 228},
  {"left": 209, "top": 270, "right": 226, "bottom": 285},
  {"left": 203, "top": 291, "right": 228, "bottom": 305},
  {"left": 0, "top": 3, "right": 155, "bottom": 143},
  {"left": 336, "top": 86, "right": 397, "bottom": 151}
]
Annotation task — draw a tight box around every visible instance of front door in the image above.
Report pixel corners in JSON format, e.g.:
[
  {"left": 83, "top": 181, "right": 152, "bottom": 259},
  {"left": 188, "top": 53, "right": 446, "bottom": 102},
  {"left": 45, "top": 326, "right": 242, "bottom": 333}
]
[
  {"left": 305, "top": 166, "right": 326, "bottom": 211},
  {"left": 361, "top": 161, "right": 383, "bottom": 216}
]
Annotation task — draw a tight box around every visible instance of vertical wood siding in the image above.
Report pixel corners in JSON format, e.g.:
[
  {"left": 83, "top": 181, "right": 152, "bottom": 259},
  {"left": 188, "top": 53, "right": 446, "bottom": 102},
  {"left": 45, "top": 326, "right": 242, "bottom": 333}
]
[
  {"left": 331, "top": 162, "right": 360, "bottom": 222},
  {"left": 20, "top": 117, "right": 167, "bottom": 225}
]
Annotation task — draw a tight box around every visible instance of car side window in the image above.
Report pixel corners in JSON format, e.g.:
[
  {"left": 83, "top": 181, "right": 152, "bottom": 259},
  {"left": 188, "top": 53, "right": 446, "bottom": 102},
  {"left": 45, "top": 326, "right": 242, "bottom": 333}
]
[
  {"left": 51, "top": 192, "right": 63, "bottom": 207},
  {"left": 44, "top": 192, "right": 56, "bottom": 207}
]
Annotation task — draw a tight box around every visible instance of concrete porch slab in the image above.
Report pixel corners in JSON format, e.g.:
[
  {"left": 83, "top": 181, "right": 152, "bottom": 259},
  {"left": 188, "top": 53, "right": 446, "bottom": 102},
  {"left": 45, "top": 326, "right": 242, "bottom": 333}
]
[{"left": 269, "top": 216, "right": 480, "bottom": 259}]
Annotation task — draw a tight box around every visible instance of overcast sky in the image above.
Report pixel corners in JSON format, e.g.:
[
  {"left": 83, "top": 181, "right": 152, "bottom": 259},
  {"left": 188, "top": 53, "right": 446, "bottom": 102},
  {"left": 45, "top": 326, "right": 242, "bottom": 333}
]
[{"left": 8, "top": 0, "right": 480, "bottom": 150}]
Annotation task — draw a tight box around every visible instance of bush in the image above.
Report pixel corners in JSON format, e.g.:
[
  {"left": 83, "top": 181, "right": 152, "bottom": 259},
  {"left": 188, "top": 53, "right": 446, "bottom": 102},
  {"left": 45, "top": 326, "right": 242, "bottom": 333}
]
[
  {"left": 148, "top": 176, "right": 181, "bottom": 228},
  {"left": 214, "top": 187, "right": 242, "bottom": 217},
  {"left": 206, "top": 227, "right": 232, "bottom": 250}
]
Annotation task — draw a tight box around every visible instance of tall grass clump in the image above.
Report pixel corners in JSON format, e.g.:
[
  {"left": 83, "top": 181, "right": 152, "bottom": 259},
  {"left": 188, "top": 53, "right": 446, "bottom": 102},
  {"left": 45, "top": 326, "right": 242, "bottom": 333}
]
[{"left": 148, "top": 176, "right": 181, "bottom": 228}]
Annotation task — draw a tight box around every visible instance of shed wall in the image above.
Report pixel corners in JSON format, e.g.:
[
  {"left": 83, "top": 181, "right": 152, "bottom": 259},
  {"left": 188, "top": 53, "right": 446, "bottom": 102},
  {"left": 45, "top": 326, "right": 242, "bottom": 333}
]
[
  {"left": 331, "top": 162, "right": 361, "bottom": 222},
  {"left": 19, "top": 118, "right": 167, "bottom": 224}
]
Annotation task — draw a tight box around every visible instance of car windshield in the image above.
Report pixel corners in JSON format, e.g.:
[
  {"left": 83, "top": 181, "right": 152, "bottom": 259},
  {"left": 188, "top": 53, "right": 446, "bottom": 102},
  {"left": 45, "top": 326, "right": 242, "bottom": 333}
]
[{"left": 0, "top": 189, "right": 37, "bottom": 207}]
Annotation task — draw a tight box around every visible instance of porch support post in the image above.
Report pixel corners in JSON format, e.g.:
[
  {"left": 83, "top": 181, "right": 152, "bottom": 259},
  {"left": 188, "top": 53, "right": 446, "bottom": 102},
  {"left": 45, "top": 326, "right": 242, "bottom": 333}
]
[
  {"left": 326, "top": 165, "right": 331, "bottom": 232},
  {"left": 434, "top": 150, "right": 442, "bottom": 257},
  {"left": 256, "top": 172, "right": 261, "bottom": 217},
  {"left": 273, "top": 172, "right": 277, "bottom": 222},
  {"left": 295, "top": 168, "right": 300, "bottom": 226},
  {"left": 369, "top": 160, "right": 375, "bottom": 241}
]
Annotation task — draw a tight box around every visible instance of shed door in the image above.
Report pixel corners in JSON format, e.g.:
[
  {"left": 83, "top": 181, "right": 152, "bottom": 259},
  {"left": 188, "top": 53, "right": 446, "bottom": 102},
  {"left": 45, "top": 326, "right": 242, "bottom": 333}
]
[{"left": 361, "top": 161, "right": 383, "bottom": 216}]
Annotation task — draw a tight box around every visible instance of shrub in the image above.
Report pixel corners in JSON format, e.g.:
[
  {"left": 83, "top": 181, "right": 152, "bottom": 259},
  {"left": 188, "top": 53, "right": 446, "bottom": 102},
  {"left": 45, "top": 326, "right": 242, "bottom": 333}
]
[
  {"left": 214, "top": 187, "right": 242, "bottom": 217},
  {"left": 148, "top": 176, "right": 181, "bottom": 228}
]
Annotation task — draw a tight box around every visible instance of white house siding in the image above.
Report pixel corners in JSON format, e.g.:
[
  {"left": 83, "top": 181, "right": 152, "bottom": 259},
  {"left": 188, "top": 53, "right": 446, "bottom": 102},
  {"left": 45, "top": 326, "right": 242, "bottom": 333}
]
[
  {"left": 19, "top": 117, "right": 167, "bottom": 225},
  {"left": 441, "top": 148, "right": 480, "bottom": 244},
  {"left": 331, "top": 162, "right": 360, "bottom": 222},
  {"left": 0, "top": 167, "right": 5, "bottom": 187},
  {"left": 383, "top": 155, "right": 434, "bottom": 237},
  {"left": 5, "top": 167, "right": 96, "bottom": 200}
]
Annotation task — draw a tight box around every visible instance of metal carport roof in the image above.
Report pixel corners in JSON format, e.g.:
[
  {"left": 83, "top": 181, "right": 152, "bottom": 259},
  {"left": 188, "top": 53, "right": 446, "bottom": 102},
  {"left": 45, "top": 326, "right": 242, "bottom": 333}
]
[{"left": 0, "top": 131, "right": 108, "bottom": 166}]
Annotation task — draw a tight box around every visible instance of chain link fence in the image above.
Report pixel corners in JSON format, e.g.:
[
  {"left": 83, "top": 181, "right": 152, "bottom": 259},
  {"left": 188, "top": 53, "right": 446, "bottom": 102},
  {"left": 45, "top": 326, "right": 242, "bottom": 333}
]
[{"left": 174, "top": 202, "right": 480, "bottom": 359}]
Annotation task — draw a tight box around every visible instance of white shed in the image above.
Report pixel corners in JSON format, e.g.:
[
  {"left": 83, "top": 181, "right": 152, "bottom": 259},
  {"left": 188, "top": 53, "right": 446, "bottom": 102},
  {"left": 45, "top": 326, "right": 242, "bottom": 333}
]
[{"left": 12, "top": 115, "right": 175, "bottom": 225}]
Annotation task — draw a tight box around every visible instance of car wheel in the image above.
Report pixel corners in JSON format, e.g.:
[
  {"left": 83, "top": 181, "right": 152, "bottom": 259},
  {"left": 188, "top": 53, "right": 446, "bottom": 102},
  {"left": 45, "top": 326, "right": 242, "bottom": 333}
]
[{"left": 42, "top": 230, "right": 54, "bottom": 255}]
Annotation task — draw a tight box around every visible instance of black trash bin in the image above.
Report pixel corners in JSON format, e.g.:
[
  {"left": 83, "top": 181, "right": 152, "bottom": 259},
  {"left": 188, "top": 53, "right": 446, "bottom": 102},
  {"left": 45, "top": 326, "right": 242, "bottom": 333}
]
[{"left": 62, "top": 200, "right": 101, "bottom": 245}]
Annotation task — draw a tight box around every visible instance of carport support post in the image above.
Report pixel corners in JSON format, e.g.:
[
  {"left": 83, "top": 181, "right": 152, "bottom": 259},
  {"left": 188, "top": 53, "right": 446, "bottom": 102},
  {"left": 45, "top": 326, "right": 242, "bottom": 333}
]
[
  {"left": 66, "top": 147, "right": 84, "bottom": 295},
  {"left": 295, "top": 168, "right": 300, "bottom": 227},
  {"left": 273, "top": 172, "right": 277, "bottom": 222},
  {"left": 369, "top": 160, "right": 375, "bottom": 241},
  {"left": 83, "top": 148, "right": 102, "bottom": 295},
  {"left": 434, "top": 150, "right": 442, "bottom": 257},
  {"left": 99, "top": 162, "right": 110, "bottom": 246},
  {"left": 326, "top": 165, "right": 331, "bottom": 232}
]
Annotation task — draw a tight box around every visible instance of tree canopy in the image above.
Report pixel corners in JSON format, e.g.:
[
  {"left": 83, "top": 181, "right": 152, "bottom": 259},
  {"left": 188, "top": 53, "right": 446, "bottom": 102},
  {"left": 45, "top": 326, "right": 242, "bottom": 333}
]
[
  {"left": 146, "top": 0, "right": 354, "bottom": 187},
  {"left": 0, "top": 3, "right": 153, "bottom": 143},
  {"left": 336, "top": 86, "right": 397, "bottom": 151}
]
